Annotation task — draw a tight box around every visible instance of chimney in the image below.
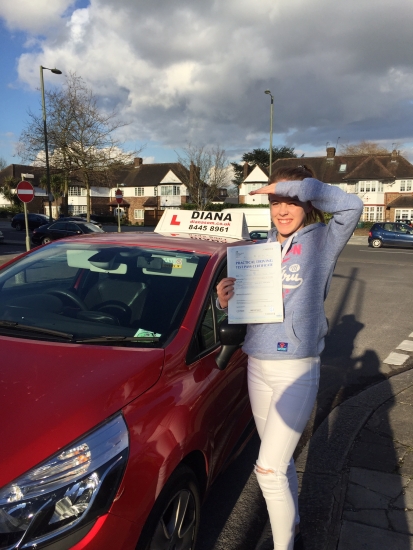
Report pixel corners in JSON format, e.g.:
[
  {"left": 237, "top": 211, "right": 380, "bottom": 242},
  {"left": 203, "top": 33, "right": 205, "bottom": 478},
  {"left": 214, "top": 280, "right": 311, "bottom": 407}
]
[
  {"left": 243, "top": 161, "right": 249, "bottom": 180},
  {"left": 391, "top": 149, "right": 398, "bottom": 158},
  {"left": 134, "top": 157, "right": 143, "bottom": 168},
  {"left": 326, "top": 147, "right": 336, "bottom": 159}
]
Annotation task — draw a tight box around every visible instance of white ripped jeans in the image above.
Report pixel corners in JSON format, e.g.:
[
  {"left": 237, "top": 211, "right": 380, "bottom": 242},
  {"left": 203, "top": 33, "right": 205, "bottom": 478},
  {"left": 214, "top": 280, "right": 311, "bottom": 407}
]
[{"left": 248, "top": 355, "right": 320, "bottom": 550}]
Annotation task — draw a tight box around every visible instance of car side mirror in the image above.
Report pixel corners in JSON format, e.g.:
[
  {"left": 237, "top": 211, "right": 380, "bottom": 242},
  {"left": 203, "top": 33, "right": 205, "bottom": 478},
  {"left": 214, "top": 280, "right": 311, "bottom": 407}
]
[{"left": 215, "top": 318, "right": 247, "bottom": 370}]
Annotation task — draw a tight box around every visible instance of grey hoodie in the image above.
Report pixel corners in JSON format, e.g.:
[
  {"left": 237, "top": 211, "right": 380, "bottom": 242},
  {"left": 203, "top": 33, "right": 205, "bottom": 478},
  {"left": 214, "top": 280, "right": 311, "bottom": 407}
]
[{"left": 242, "top": 178, "right": 363, "bottom": 360}]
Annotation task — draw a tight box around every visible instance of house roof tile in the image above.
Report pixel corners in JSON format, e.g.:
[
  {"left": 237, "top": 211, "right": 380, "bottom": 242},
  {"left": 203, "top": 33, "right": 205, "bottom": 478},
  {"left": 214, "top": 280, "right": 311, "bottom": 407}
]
[
  {"left": 270, "top": 153, "right": 413, "bottom": 183},
  {"left": 387, "top": 195, "right": 413, "bottom": 208},
  {"left": 122, "top": 163, "right": 189, "bottom": 187}
]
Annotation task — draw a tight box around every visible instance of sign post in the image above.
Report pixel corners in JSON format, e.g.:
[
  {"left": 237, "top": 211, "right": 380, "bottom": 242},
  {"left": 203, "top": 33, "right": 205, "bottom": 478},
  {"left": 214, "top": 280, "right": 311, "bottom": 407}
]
[
  {"left": 16, "top": 180, "right": 35, "bottom": 251},
  {"left": 115, "top": 189, "right": 123, "bottom": 233}
]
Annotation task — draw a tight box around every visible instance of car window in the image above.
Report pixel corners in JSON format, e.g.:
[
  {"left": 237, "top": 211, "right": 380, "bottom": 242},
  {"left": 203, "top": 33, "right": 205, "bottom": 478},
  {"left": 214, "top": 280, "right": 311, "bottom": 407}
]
[
  {"left": 397, "top": 224, "right": 412, "bottom": 233},
  {"left": 49, "top": 222, "right": 68, "bottom": 230},
  {"left": 190, "top": 265, "right": 228, "bottom": 359},
  {"left": 78, "top": 223, "right": 103, "bottom": 233},
  {"left": 0, "top": 244, "right": 209, "bottom": 346},
  {"left": 383, "top": 223, "right": 395, "bottom": 231}
]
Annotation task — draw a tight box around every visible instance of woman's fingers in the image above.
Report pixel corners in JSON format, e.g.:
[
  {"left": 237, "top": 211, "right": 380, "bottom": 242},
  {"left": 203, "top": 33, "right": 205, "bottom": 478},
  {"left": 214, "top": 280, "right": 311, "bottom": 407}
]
[
  {"left": 249, "top": 182, "right": 277, "bottom": 195},
  {"left": 216, "top": 277, "right": 236, "bottom": 308}
]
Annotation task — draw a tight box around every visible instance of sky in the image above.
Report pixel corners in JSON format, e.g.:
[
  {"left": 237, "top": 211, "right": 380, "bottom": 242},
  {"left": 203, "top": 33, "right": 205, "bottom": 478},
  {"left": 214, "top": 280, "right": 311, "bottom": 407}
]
[{"left": 1, "top": 0, "right": 413, "bottom": 168}]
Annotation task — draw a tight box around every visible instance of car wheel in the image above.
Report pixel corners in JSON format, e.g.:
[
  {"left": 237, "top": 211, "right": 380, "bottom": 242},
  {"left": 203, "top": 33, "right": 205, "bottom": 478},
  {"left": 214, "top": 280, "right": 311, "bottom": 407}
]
[
  {"left": 371, "top": 238, "right": 382, "bottom": 248},
  {"left": 136, "top": 464, "right": 201, "bottom": 550},
  {"left": 42, "top": 236, "right": 52, "bottom": 244},
  {"left": 15, "top": 222, "right": 23, "bottom": 231}
]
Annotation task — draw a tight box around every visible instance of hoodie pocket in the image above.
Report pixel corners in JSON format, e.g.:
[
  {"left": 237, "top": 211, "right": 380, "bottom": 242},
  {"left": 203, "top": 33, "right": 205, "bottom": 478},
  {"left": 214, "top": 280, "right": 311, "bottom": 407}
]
[{"left": 284, "top": 311, "right": 301, "bottom": 348}]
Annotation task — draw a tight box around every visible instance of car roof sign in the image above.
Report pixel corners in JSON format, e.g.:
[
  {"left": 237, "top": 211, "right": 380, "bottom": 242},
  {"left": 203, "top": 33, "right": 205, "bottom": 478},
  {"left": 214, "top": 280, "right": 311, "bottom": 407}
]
[{"left": 154, "top": 210, "right": 250, "bottom": 241}]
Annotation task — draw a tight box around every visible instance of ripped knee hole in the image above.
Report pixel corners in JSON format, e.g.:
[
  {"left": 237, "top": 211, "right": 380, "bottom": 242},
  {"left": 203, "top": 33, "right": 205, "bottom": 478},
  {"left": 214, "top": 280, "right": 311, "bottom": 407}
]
[{"left": 255, "top": 464, "right": 275, "bottom": 475}]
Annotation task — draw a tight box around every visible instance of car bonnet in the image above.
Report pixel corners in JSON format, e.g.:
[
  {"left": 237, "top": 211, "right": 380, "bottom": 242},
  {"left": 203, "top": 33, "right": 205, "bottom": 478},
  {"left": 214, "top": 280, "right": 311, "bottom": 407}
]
[{"left": 0, "top": 336, "right": 164, "bottom": 487}]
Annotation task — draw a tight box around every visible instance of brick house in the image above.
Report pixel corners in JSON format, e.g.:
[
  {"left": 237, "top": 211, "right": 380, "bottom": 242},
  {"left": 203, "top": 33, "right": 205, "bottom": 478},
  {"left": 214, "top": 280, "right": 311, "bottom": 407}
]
[
  {"left": 238, "top": 147, "right": 413, "bottom": 222},
  {"left": 108, "top": 158, "right": 194, "bottom": 225}
]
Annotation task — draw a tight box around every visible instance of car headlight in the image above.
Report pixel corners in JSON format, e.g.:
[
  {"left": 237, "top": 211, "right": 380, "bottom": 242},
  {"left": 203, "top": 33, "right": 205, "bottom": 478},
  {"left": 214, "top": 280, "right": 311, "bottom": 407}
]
[{"left": 0, "top": 415, "right": 129, "bottom": 549}]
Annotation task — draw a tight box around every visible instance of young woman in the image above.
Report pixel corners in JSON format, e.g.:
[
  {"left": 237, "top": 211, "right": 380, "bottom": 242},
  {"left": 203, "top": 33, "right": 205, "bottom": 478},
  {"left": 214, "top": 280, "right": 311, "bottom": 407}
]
[{"left": 216, "top": 166, "right": 363, "bottom": 550}]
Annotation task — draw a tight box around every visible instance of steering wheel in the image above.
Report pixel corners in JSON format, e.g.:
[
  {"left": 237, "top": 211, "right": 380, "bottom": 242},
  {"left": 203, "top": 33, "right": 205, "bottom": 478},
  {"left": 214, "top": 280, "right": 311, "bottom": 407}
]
[
  {"left": 92, "top": 300, "right": 132, "bottom": 326},
  {"left": 48, "top": 290, "right": 87, "bottom": 311}
]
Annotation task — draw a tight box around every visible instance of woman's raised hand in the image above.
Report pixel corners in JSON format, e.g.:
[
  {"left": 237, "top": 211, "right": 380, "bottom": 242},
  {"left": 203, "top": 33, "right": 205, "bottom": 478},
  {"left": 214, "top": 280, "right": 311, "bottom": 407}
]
[
  {"left": 249, "top": 182, "right": 277, "bottom": 195},
  {"left": 216, "top": 277, "right": 236, "bottom": 309}
]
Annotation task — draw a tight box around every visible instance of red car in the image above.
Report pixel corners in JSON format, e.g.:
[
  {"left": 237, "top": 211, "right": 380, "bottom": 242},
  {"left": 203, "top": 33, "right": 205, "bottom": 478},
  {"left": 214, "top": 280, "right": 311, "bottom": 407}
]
[{"left": 0, "top": 231, "right": 253, "bottom": 550}]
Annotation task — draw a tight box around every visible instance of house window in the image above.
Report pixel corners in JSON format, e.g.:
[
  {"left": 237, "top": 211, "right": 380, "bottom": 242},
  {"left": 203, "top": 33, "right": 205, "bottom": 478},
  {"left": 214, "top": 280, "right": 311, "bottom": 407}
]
[
  {"left": 68, "top": 205, "right": 87, "bottom": 214},
  {"left": 378, "top": 182, "right": 383, "bottom": 192},
  {"left": 339, "top": 164, "right": 347, "bottom": 172},
  {"left": 134, "top": 187, "right": 145, "bottom": 196},
  {"left": 400, "top": 181, "right": 406, "bottom": 191},
  {"left": 68, "top": 187, "right": 87, "bottom": 196},
  {"left": 246, "top": 183, "right": 264, "bottom": 193},
  {"left": 134, "top": 209, "right": 144, "bottom": 219},
  {"left": 370, "top": 182, "right": 376, "bottom": 192},
  {"left": 359, "top": 182, "right": 365, "bottom": 193},
  {"left": 395, "top": 209, "right": 410, "bottom": 221},
  {"left": 407, "top": 180, "right": 412, "bottom": 191},
  {"left": 160, "top": 185, "right": 180, "bottom": 196},
  {"left": 362, "top": 206, "right": 382, "bottom": 222}
]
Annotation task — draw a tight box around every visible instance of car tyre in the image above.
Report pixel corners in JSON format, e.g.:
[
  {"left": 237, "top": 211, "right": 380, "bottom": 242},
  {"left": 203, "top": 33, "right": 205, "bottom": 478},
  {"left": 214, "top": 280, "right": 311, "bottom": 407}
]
[
  {"left": 42, "top": 236, "right": 52, "bottom": 244},
  {"left": 15, "top": 222, "right": 23, "bottom": 231},
  {"left": 136, "top": 464, "right": 201, "bottom": 550},
  {"left": 371, "top": 238, "right": 382, "bottom": 248}
]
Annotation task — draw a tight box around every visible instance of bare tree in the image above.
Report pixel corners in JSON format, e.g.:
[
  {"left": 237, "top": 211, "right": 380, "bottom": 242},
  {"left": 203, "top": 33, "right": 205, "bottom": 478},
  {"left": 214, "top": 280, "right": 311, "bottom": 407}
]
[
  {"left": 0, "top": 158, "right": 7, "bottom": 171},
  {"left": 339, "top": 141, "right": 391, "bottom": 155},
  {"left": 18, "top": 73, "right": 141, "bottom": 219},
  {"left": 175, "top": 143, "right": 231, "bottom": 210}
]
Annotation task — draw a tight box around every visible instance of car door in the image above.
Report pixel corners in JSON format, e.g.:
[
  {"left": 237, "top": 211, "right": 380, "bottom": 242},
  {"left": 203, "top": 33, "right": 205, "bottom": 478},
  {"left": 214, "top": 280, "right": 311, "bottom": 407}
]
[
  {"left": 394, "top": 224, "right": 413, "bottom": 248},
  {"left": 381, "top": 223, "right": 397, "bottom": 246},
  {"left": 47, "top": 222, "right": 73, "bottom": 241},
  {"left": 186, "top": 264, "right": 250, "bottom": 474}
]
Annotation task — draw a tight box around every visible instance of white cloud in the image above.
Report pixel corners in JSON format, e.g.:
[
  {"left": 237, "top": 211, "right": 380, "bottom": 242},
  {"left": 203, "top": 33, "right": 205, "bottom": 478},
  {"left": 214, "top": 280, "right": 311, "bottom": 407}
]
[
  {"left": 4, "top": 0, "right": 413, "bottom": 157},
  {"left": 0, "top": 0, "right": 75, "bottom": 33}
]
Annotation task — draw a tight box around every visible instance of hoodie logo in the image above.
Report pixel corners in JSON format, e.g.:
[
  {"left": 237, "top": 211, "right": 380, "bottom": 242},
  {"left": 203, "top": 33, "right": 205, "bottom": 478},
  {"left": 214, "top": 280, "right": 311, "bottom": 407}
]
[
  {"left": 277, "top": 342, "right": 288, "bottom": 352},
  {"left": 282, "top": 263, "right": 303, "bottom": 289}
]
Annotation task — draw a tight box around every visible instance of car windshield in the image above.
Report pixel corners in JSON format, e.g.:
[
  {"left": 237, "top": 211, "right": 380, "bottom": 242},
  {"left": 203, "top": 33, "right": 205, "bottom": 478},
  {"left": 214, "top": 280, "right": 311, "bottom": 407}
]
[{"left": 0, "top": 242, "right": 209, "bottom": 346}]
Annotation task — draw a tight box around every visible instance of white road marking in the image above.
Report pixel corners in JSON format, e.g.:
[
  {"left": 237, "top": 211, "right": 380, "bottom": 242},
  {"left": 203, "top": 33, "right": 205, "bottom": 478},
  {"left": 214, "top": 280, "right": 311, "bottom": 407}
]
[
  {"left": 397, "top": 340, "right": 413, "bottom": 352},
  {"left": 360, "top": 250, "right": 413, "bottom": 255},
  {"left": 383, "top": 352, "right": 410, "bottom": 365}
]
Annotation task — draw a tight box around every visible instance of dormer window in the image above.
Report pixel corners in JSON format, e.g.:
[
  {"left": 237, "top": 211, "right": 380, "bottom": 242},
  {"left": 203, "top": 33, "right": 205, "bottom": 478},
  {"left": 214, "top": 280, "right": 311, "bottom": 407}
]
[{"left": 339, "top": 164, "right": 347, "bottom": 172}]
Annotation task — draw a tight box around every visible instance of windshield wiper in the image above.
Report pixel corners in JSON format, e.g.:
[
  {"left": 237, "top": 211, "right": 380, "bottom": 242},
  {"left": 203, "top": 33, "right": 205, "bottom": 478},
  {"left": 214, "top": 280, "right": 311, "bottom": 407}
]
[
  {"left": 75, "top": 335, "right": 160, "bottom": 344},
  {"left": 0, "top": 320, "right": 73, "bottom": 340}
]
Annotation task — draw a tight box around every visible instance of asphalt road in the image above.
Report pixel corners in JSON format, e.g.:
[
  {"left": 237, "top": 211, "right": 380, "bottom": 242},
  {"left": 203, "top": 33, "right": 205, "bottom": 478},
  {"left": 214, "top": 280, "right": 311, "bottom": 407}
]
[{"left": 1, "top": 226, "right": 412, "bottom": 549}]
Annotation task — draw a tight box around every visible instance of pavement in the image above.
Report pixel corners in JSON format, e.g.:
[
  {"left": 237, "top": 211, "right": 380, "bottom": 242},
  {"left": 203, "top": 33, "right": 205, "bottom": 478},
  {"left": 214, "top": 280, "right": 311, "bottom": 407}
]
[{"left": 255, "top": 343, "right": 413, "bottom": 550}]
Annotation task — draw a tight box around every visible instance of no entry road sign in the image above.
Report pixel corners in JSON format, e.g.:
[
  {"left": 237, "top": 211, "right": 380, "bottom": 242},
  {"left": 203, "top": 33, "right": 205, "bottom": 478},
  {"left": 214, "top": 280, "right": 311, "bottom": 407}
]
[
  {"left": 17, "top": 180, "right": 35, "bottom": 203},
  {"left": 115, "top": 189, "right": 123, "bottom": 204}
]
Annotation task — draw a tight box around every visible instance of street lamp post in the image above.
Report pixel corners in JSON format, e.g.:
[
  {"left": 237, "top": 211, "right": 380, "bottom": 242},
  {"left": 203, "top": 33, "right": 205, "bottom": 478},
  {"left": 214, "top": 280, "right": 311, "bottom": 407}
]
[
  {"left": 40, "top": 66, "right": 62, "bottom": 222},
  {"left": 264, "top": 90, "right": 274, "bottom": 176}
]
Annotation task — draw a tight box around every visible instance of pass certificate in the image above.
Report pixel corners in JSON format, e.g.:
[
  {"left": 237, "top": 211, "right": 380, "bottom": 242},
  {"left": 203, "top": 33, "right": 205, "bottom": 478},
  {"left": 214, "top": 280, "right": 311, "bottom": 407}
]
[{"left": 227, "top": 242, "right": 283, "bottom": 324}]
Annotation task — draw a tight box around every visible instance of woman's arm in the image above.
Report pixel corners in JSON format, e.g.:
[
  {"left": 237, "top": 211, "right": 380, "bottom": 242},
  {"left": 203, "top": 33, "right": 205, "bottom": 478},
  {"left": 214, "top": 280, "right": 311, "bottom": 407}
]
[{"left": 252, "top": 178, "right": 363, "bottom": 257}]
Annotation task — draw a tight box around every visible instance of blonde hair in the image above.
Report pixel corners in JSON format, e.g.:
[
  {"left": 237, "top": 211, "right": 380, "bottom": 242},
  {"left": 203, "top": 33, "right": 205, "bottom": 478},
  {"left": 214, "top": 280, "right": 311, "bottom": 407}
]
[{"left": 269, "top": 165, "right": 325, "bottom": 225}]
